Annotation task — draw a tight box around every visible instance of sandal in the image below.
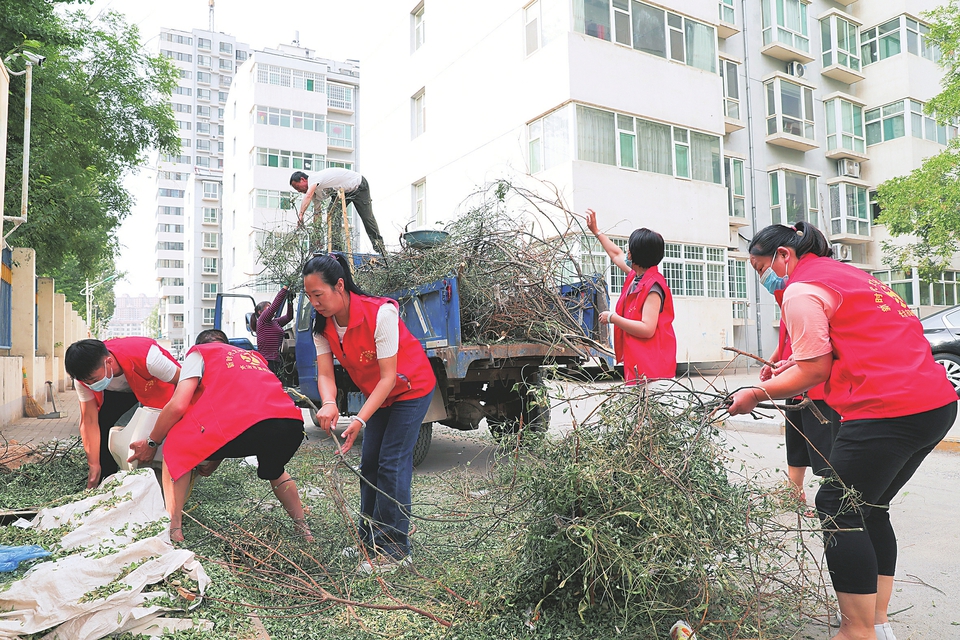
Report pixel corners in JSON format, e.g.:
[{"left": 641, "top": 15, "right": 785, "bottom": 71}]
[
  {"left": 169, "top": 527, "right": 184, "bottom": 542},
  {"left": 293, "top": 518, "right": 315, "bottom": 542}
]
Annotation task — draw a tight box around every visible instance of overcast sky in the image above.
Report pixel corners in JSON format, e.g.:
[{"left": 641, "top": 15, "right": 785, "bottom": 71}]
[{"left": 80, "top": 0, "right": 377, "bottom": 294}]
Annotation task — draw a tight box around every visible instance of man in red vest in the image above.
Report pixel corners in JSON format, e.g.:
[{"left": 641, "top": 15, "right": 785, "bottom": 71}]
[
  {"left": 127, "top": 329, "right": 311, "bottom": 543},
  {"left": 65, "top": 338, "right": 181, "bottom": 488}
]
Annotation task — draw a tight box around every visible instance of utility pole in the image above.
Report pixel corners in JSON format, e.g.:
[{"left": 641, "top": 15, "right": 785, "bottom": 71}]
[
  {"left": 2, "top": 51, "right": 45, "bottom": 248},
  {"left": 83, "top": 274, "right": 119, "bottom": 338}
]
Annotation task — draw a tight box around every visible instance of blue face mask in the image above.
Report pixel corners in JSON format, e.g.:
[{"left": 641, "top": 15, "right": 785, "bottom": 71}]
[
  {"left": 760, "top": 268, "right": 787, "bottom": 294},
  {"left": 86, "top": 362, "right": 113, "bottom": 392}
]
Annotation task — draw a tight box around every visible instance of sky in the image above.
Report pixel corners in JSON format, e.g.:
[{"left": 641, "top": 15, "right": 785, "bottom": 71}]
[{"left": 80, "top": 0, "right": 377, "bottom": 294}]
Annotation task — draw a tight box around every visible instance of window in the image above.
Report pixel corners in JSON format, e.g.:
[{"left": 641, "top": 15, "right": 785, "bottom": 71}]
[
  {"left": 254, "top": 148, "right": 323, "bottom": 170},
  {"left": 197, "top": 88, "right": 211, "bottom": 101},
  {"left": 720, "top": 59, "right": 740, "bottom": 120},
  {"left": 198, "top": 55, "right": 212, "bottom": 67},
  {"left": 158, "top": 188, "right": 185, "bottom": 198},
  {"left": 574, "top": 1, "right": 716, "bottom": 73},
  {"left": 161, "top": 278, "right": 185, "bottom": 287},
  {"left": 173, "top": 86, "right": 192, "bottom": 96},
  {"left": 220, "top": 76, "right": 232, "bottom": 88},
  {"left": 414, "top": 180, "right": 426, "bottom": 225},
  {"left": 158, "top": 206, "right": 184, "bottom": 216},
  {"left": 527, "top": 105, "right": 572, "bottom": 173},
  {"left": 196, "top": 139, "right": 211, "bottom": 152},
  {"left": 255, "top": 64, "right": 325, "bottom": 92},
  {"left": 236, "top": 50, "right": 248, "bottom": 62},
  {"left": 326, "top": 160, "right": 352, "bottom": 170},
  {"left": 218, "top": 91, "right": 228, "bottom": 103},
  {"left": 217, "top": 140, "right": 224, "bottom": 153},
  {"left": 413, "top": 3, "right": 425, "bottom": 50},
  {"left": 661, "top": 243, "right": 727, "bottom": 298},
  {"left": 760, "top": 0, "right": 809, "bottom": 53},
  {"left": 179, "top": 70, "right": 193, "bottom": 79},
  {"left": 203, "top": 182, "right": 220, "bottom": 200},
  {"left": 919, "top": 272, "right": 960, "bottom": 307},
  {"left": 158, "top": 171, "right": 189, "bottom": 181},
  {"left": 764, "top": 76, "right": 815, "bottom": 140},
  {"left": 724, "top": 157, "right": 745, "bottom": 218},
  {"left": 728, "top": 259, "right": 747, "bottom": 299},
  {"left": 157, "top": 223, "right": 184, "bottom": 233},
  {"left": 196, "top": 122, "right": 211, "bottom": 134},
  {"left": 829, "top": 182, "right": 869, "bottom": 236},
  {"left": 172, "top": 315, "right": 185, "bottom": 329},
  {"left": 172, "top": 103, "right": 191, "bottom": 113},
  {"left": 160, "top": 153, "right": 191, "bottom": 164},
  {"left": 202, "top": 258, "right": 218, "bottom": 274},
  {"left": 824, "top": 97, "right": 865, "bottom": 154},
  {"left": 327, "top": 121, "right": 354, "bottom": 149},
  {"left": 821, "top": 13, "right": 860, "bottom": 72},
  {"left": 197, "top": 72, "right": 211, "bottom": 84},
  {"left": 255, "top": 105, "right": 326, "bottom": 132},
  {"left": 202, "top": 283, "right": 219, "bottom": 300},
  {"left": 254, "top": 189, "right": 296, "bottom": 210},
  {"left": 197, "top": 105, "right": 211, "bottom": 118},
  {"left": 202, "top": 308, "right": 216, "bottom": 325},
  {"left": 161, "top": 33, "right": 193, "bottom": 45},
  {"left": 197, "top": 37, "right": 211, "bottom": 50},
  {"left": 327, "top": 83, "right": 354, "bottom": 111},
  {"left": 202, "top": 208, "right": 218, "bottom": 223},
  {"left": 195, "top": 156, "right": 210, "bottom": 168},
  {"left": 157, "top": 241, "right": 184, "bottom": 251},
  {"left": 161, "top": 50, "right": 192, "bottom": 62},
  {"left": 202, "top": 232, "right": 219, "bottom": 249},
  {"left": 719, "top": 0, "right": 734, "bottom": 25},
  {"left": 769, "top": 170, "right": 818, "bottom": 225},
  {"left": 874, "top": 269, "right": 914, "bottom": 306},
  {"left": 863, "top": 99, "right": 957, "bottom": 146},
  {"left": 862, "top": 16, "right": 940, "bottom": 66},
  {"left": 608, "top": 238, "right": 630, "bottom": 294},
  {"left": 219, "top": 59, "right": 233, "bottom": 71},
  {"left": 413, "top": 90, "right": 426, "bottom": 137},
  {"left": 156, "top": 259, "right": 184, "bottom": 268},
  {"left": 219, "top": 42, "right": 233, "bottom": 55},
  {"left": 526, "top": 1, "right": 541, "bottom": 55}
]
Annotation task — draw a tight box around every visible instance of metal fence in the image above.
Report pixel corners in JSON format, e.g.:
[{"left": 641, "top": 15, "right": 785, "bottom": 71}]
[{"left": 0, "top": 248, "right": 11, "bottom": 349}]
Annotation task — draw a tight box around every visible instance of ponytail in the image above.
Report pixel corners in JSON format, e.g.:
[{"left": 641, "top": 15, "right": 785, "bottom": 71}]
[
  {"left": 301, "top": 252, "right": 372, "bottom": 335},
  {"left": 748, "top": 221, "right": 832, "bottom": 259}
]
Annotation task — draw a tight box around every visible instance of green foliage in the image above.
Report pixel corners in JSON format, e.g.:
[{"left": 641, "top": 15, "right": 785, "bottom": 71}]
[
  {"left": 2, "top": 0, "right": 179, "bottom": 314},
  {"left": 876, "top": 3, "right": 960, "bottom": 275}
]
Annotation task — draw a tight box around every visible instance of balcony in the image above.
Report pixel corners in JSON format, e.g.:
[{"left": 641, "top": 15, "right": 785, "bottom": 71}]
[{"left": 761, "top": 41, "right": 814, "bottom": 64}]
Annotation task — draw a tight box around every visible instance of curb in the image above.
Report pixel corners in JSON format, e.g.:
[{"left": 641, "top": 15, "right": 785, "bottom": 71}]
[
  {"left": 723, "top": 421, "right": 960, "bottom": 454},
  {"left": 936, "top": 437, "right": 960, "bottom": 453}
]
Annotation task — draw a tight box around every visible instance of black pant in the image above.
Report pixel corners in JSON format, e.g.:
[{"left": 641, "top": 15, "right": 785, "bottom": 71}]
[
  {"left": 98, "top": 391, "right": 140, "bottom": 478},
  {"left": 325, "top": 176, "right": 386, "bottom": 255},
  {"left": 784, "top": 398, "right": 841, "bottom": 476},
  {"left": 815, "top": 402, "right": 957, "bottom": 593},
  {"left": 207, "top": 418, "right": 304, "bottom": 480}
]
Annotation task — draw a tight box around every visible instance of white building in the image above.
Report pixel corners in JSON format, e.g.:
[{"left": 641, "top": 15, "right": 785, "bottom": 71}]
[
  {"left": 154, "top": 29, "right": 251, "bottom": 354},
  {"left": 360, "top": 0, "right": 956, "bottom": 365},
  {"left": 220, "top": 45, "right": 360, "bottom": 339},
  {"left": 104, "top": 294, "right": 159, "bottom": 340}
]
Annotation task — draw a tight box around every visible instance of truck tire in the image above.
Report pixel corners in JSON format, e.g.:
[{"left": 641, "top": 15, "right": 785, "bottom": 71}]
[{"left": 412, "top": 422, "right": 433, "bottom": 467}]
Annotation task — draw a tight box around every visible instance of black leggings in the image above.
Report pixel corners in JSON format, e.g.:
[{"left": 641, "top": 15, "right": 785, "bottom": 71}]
[
  {"left": 784, "top": 398, "right": 841, "bottom": 476},
  {"left": 815, "top": 402, "right": 957, "bottom": 594}
]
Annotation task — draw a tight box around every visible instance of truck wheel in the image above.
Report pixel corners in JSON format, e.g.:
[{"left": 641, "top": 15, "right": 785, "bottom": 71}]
[{"left": 412, "top": 423, "right": 433, "bottom": 467}]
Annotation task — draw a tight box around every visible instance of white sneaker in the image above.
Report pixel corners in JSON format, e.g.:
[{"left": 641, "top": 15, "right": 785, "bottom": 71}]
[
  {"left": 341, "top": 546, "right": 361, "bottom": 559},
  {"left": 875, "top": 622, "right": 896, "bottom": 640},
  {"left": 357, "top": 554, "right": 412, "bottom": 575}
]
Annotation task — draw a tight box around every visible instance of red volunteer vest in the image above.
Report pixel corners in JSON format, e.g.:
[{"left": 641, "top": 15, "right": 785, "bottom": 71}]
[
  {"left": 775, "top": 290, "right": 825, "bottom": 401},
  {"left": 787, "top": 255, "right": 956, "bottom": 420},
  {"left": 82, "top": 337, "right": 179, "bottom": 409},
  {"left": 324, "top": 294, "right": 436, "bottom": 405},
  {"left": 614, "top": 266, "right": 677, "bottom": 383},
  {"left": 163, "top": 343, "right": 303, "bottom": 481}
]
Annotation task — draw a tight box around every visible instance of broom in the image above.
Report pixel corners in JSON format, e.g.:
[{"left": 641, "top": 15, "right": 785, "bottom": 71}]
[{"left": 22, "top": 368, "right": 45, "bottom": 417}]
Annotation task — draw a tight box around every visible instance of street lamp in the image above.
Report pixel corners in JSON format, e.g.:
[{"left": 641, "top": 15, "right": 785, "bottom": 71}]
[
  {"left": 2, "top": 51, "right": 45, "bottom": 247},
  {"left": 82, "top": 274, "right": 119, "bottom": 338}
]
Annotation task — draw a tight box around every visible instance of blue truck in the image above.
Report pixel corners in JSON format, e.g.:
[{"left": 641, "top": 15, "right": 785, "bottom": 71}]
[{"left": 217, "top": 274, "right": 610, "bottom": 465}]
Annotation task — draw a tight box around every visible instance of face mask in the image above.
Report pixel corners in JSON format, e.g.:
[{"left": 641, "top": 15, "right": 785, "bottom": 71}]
[
  {"left": 760, "top": 268, "right": 787, "bottom": 294},
  {"left": 86, "top": 362, "right": 113, "bottom": 392}
]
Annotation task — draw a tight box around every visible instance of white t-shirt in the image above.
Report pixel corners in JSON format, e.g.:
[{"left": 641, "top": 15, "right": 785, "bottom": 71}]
[
  {"left": 308, "top": 168, "right": 363, "bottom": 193},
  {"left": 313, "top": 304, "right": 399, "bottom": 359},
  {"left": 180, "top": 351, "right": 205, "bottom": 380},
  {"left": 75, "top": 345, "right": 180, "bottom": 402}
]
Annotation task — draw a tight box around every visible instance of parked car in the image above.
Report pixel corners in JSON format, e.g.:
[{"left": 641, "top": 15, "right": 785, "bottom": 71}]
[{"left": 921, "top": 305, "right": 960, "bottom": 394}]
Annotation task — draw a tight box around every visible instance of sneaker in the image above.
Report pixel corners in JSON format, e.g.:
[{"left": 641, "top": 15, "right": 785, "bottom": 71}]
[
  {"left": 357, "top": 554, "right": 412, "bottom": 575},
  {"left": 341, "top": 546, "right": 360, "bottom": 559}
]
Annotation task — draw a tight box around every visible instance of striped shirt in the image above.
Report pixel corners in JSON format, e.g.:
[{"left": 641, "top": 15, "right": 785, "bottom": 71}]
[{"left": 256, "top": 289, "right": 294, "bottom": 361}]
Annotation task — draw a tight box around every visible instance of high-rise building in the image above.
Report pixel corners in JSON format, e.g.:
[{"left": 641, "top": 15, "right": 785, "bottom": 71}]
[
  {"left": 360, "top": 0, "right": 955, "bottom": 364},
  {"left": 104, "top": 294, "right": 159, "bottom": 339},
  {"left": 219, "top": 45, "right": 360, "bottom": 339},
  {"left": 154, "top": 29, "right": 251, "bottom": 354}
]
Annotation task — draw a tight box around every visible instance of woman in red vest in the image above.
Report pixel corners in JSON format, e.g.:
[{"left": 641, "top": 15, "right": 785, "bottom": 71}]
[
  {"left": 586, "top": 209, "right": 677, "bottom": 384},
  {"left": 302, "top": 253, "right": 437, "bottom": 574},
  {"left": 728, "top": 221, "right": 957, "bottom": 640}
]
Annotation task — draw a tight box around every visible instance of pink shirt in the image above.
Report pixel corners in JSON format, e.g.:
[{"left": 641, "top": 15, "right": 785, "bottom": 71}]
[{"left": 781, "top": 282, "right": 841, "bottom": 360}]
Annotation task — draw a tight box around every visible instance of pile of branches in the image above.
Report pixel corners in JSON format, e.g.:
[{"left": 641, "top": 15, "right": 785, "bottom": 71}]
[{"left": 496, "top": 383, "right": 832, "bottom": 638}]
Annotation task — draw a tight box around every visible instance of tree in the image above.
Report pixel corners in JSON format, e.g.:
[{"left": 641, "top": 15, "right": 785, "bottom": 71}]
[
  {"left": 876, "top": 1, "right": 960, "bottom": 278},
  {"left": 2, "top": 1, "right": 179, "bottom": 317}
]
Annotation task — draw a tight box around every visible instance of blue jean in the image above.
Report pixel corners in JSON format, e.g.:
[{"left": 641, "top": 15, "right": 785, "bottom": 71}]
[{"left": 357, "top": 392, "right": 433, "bottom": 560}]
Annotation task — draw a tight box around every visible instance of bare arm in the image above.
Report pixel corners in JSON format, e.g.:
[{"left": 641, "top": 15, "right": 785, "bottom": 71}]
[
  {"left": 127, "top": 377, "right": 199, "bottom": 465},
  {"left": 586, "top": 209, "right": 630, "bottom": 274},
  {"left": 606, "top": 292, "right": 661, "bottom": 340},
  {"left": 338, "top": 355, "right": 399, "bottom": 455},
  {"left": 298, "top": 184, "right": 320, "bottom": 221},
  {"left": 78, "top": 399, "right": 102, "bottom": 488},
  {"left": 727, "top": 354, "right": 833, "bottom": 415},
  {"left": 315, "top": 352, "right": 340, "bottom": 432}
]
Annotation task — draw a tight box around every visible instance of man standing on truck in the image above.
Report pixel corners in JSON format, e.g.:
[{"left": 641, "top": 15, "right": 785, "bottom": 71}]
[
  {"left": 64, "top": 338, "right": 181, "bottom": 488},
  {"left": 290, "top": 169, "right": 387, "bottom": 255}
]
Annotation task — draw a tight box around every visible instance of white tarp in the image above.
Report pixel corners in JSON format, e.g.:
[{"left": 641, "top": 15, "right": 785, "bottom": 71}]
[{"left": 0, "top": 471, "right": 211, "bottom": 640}]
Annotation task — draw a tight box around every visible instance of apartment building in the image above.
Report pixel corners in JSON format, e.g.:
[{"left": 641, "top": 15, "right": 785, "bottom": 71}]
[
  {"left": 219, "top": 45, "right": 360, "bottom": 339},
  {"left": 360, "top": 0, "right": 955, "bottom": 364},
  {"left": 104, "top": 294, "right": 159, "bottom": 340},
  {"left": 154, "top": 29, "right": 251, "bottom": 354}
]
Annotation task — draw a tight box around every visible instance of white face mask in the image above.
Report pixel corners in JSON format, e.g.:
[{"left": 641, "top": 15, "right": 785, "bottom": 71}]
[{"left": 86, "top": 361, "right": 113, "bottom": 392}]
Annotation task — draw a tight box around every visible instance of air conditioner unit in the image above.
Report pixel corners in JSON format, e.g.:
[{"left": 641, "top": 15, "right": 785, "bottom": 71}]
[
  {"left": 831, "top": 243, "right": 853, "bottom": 262},
  {"left": 785, "top": 61, "right": 805, "bottom": 77},
  {"left": 837, "top": 159, "right": 861, "bottom": 179}
]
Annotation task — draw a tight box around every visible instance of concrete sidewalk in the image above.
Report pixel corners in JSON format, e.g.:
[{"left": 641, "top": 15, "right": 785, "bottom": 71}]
[{"left": 1, "top": 383, "right": 81, "bottom": 447}]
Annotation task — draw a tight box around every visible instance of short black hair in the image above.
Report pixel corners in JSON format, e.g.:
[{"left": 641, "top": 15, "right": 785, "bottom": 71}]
[
  {"left": 196, "top": 329, "right": 229, "bottom": 344},
  {"left": 64, "top": 339, "right": 109, "bottom": 380},
  {"left": 289, "top": 171, "right": 309, "bottom": 185},
  {"left": 628, "top": 228, "right": 665, "bottom": 268}
]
